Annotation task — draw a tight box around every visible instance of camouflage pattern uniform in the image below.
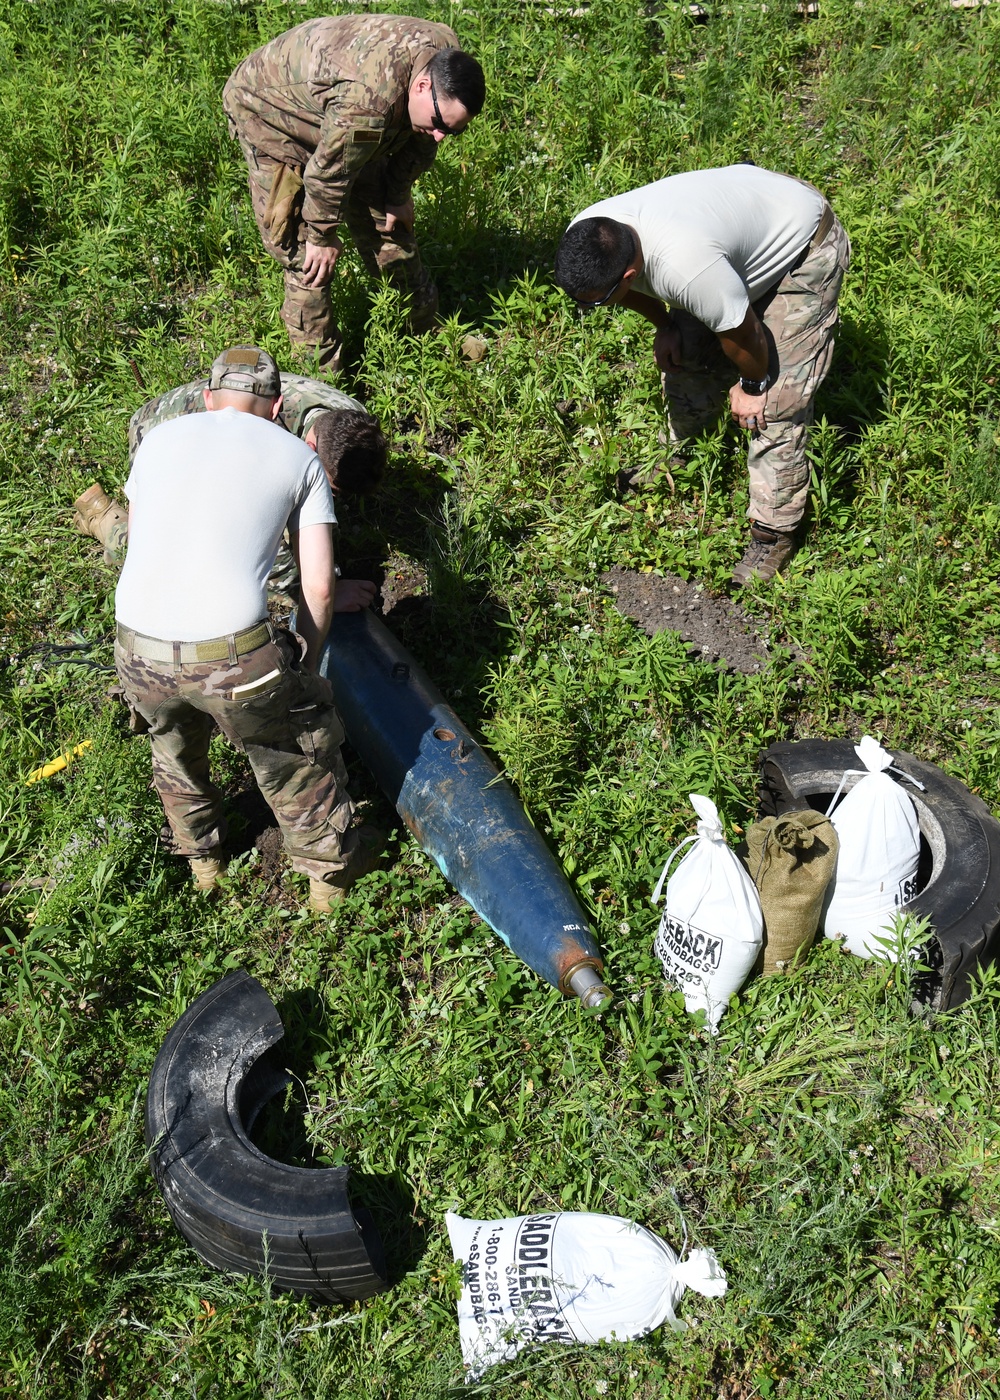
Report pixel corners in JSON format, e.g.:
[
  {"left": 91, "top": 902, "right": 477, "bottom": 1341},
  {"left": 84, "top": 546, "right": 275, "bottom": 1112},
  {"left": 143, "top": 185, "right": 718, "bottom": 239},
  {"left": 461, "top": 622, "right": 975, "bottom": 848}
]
[
  {"left": 128, "top": 372, "right": 363, "bottom": 458},
  {"left": 97, "top": 372, "right": 364, "bottom": 573},
  {"left": 223, "top": 16, "right": 456, "bottom": 367},
  {"left": 115, "top": 626, "right": 354, "bottom": 879},
  {"left": 661, "top": 212, "right": 851, "bottom": 531}
]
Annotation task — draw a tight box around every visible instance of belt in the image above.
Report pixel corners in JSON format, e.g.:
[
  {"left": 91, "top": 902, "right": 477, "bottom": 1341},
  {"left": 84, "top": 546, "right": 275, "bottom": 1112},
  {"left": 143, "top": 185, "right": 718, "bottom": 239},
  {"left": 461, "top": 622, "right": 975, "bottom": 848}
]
[{"left": 117, "top": 619, "right": 273, "bottom": 665}]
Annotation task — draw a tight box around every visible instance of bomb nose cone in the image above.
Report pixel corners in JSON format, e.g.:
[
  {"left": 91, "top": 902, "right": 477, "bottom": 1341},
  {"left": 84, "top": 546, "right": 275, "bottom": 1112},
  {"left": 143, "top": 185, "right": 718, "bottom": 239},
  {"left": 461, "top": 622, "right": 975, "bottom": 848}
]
[{"left": 567, "top": 964, "right": 613, "bottom": 1013}]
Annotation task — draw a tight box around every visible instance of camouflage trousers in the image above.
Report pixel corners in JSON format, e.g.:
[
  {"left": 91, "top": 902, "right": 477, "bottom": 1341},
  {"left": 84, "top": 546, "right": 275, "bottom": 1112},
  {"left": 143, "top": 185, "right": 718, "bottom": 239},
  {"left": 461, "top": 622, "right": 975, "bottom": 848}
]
[
  {"left": 102, "top": 517, "right": 129, "bottom": 565},
  {"left": 662, "top": 212, "right": 851, "bottom": 531},
  {"left": 114, "top": 626, "right": 355, "bottom": 881},
  {"left": 238, "top": 141, "right": 439, "bottom": 369}
]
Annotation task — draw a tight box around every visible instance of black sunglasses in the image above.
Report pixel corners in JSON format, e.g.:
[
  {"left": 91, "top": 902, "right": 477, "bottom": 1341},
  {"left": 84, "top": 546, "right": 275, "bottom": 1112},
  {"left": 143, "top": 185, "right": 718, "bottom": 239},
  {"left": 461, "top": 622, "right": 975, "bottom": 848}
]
[
  {"left": 430, "top": 76, "right": 462, "bottom": 137},
  {"left": 574, "top": 274, "right": 628, "bottom": 310}
]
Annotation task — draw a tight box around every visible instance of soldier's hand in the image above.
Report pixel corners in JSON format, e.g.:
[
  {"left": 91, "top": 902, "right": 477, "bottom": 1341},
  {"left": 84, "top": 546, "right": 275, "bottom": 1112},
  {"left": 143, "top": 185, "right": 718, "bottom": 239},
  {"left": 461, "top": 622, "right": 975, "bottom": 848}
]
[
  {"left": 334, "top": 578, "right": 379, "bottom": 613},
  {"left": 301, "top": 239, "right": 342, "bottom": 288},
  {"left": 384, "top": 199, "right": 415, "bottom": 235},
  {"left": 729, "top": 383, "right": 768, "bottom": 436},
  {"left": 654, "top": 322, "right": 683, "bottom": 373}
]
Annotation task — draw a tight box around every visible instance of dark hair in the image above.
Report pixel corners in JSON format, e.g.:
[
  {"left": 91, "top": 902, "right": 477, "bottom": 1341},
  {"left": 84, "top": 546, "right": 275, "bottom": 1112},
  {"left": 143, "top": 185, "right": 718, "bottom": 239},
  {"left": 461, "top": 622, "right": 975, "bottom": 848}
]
[
  {"left": 312, "top": 410, "right": 387, "bottom": 496},
  {"left": 426, "top": 48, "right": 486, "bottom": 116},
  {"left": 554, "top": 218, "right": 636, "bottom": 299}
]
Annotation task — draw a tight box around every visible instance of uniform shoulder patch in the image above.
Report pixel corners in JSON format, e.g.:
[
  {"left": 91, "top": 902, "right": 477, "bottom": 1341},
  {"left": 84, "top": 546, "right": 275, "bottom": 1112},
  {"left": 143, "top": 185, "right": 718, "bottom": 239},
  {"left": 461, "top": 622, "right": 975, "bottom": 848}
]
[{"left": 351, "top": 128, "right": 382, "bottom": 144}]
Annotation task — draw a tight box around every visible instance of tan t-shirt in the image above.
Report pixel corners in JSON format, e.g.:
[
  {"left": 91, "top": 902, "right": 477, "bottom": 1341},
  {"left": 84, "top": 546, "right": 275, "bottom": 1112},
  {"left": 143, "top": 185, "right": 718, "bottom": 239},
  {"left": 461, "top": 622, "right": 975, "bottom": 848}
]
[
  {"left": 572, "top": 165, "right": 824, "bottom": 332},
  {"left": 116, "top": 409, "right": 335, "bottom": 641}
]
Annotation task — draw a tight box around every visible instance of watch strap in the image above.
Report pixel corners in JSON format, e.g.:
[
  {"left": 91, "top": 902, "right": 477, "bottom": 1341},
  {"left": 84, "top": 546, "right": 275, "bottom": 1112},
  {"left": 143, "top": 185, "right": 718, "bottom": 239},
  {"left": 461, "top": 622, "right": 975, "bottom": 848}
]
[{"left": 739, "top": 372, "right": 771, "bottom": 396}]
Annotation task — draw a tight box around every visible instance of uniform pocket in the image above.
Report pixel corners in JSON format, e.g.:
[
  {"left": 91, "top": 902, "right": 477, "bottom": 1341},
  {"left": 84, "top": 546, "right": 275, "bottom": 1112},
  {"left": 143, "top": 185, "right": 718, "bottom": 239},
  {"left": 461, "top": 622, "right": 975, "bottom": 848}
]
[
  {"left": 263, "top": 164, "right": 305, "bottom": 248},
  {"left": 288, "top": 675, "right": 346, "bottom": 766}
]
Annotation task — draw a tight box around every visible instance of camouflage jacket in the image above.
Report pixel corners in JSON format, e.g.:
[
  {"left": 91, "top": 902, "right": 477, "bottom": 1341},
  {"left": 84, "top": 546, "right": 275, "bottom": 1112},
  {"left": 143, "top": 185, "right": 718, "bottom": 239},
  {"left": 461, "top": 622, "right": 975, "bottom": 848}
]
[
  {"left": 222, "top": 15, "right": 457, "bottom": 245},
  {"left": 128, "top": 372, "right": 363, "bottom": 462}
]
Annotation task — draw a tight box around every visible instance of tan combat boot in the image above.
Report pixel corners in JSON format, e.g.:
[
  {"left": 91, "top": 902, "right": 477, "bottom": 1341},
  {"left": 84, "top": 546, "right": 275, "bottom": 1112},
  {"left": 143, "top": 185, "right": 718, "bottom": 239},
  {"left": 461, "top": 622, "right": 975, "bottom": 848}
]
[
  {"left": 732, "top": 522, "right": 798, "bottom": 586},
  {"left": 189, "top": 855, "right": 226, "bottom": 893},
  {"left": 73, "top": 483, "right": 129, "bottom": 564},
  {"left": 309, "top": 826, "right": 385, "bottom": 913}
]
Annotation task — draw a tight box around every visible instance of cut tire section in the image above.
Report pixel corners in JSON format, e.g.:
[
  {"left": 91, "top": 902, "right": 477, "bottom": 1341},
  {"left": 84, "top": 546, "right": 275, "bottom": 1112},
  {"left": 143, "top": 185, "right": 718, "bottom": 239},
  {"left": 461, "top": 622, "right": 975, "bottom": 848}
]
[
  {"left": 145, "top": 969, "right": 388, "bottom": 1302},
  {"left": 758, "top": 739, "right": 1000, "bottom": 1011}
]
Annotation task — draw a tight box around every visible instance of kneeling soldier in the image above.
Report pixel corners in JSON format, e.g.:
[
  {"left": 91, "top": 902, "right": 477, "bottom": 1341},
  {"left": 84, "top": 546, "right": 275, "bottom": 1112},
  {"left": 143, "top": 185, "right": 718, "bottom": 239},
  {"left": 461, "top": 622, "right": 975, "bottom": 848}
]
[{"left": 113, "top": 346, "right": 381, "bottom": 909}]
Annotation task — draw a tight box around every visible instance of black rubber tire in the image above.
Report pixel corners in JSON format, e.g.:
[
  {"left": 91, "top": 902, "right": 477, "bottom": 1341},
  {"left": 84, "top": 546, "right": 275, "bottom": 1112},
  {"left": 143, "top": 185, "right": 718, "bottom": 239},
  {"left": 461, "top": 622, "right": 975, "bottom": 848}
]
[
  {"left": 145, "top": 970, "right": 387, "bottom": 1302},
  {"left": 758, "top": 739, "right": 1000, "bottom": 1010}
]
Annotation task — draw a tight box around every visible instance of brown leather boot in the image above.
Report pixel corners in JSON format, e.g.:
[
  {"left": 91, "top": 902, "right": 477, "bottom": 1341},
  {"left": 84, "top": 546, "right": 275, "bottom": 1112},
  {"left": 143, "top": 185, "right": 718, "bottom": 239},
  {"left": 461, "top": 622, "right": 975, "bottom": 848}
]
[
  {"left": 309, "top": 826, "right": 385, "bottom": 912},
  {"left": 72, "top": 483, "right": 128, "bottom": 564},
  {"left": 731, "top": 522, "right": 798, "bottom": 586}
]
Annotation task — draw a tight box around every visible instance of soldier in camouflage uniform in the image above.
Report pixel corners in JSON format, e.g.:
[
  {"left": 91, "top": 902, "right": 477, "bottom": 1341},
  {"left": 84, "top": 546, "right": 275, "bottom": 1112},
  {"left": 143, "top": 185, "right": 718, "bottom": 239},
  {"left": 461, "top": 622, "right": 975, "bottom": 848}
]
[
  {"left": 223, "top": 16, "right": 486, "bottom": 369},
  {"left": 114, "top": 346, "right": 382, "bottom": 910},
  {"left": 555, "top": 166, "right": 851, "bottom": 584},
  {"left": 74, "top": 363, "right": 386, "bottom": 610}
]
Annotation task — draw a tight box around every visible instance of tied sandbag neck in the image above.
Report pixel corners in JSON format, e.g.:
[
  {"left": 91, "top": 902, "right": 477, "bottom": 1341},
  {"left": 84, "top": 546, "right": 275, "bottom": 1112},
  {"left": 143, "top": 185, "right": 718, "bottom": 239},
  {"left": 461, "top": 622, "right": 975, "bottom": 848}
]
[{"left": 825, "top": 764, "right": 926, "bottom": 818}]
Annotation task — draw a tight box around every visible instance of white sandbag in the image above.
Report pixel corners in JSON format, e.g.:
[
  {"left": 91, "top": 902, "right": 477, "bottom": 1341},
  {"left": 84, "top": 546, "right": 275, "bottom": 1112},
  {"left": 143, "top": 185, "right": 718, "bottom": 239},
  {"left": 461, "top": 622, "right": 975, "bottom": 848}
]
[
  {"left": 652, "top": 794, "right": 763, "bottom": 1030},
  {"left": 446, "top": 1209, "right": 726, "bottom": 1379},
  {"left": 823, "top": 735, "right": 923, "bottom": 960}
]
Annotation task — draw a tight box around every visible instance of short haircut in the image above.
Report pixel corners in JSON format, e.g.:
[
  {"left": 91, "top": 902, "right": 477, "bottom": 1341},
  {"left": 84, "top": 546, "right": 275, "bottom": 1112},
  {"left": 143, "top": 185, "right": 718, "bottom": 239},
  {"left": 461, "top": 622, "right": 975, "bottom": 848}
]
[
  {"left": 427, "top": 48, "right": 486, "bottom": 116},
  {"left": 312, "top": 409, "right": 387, "bottom": 496},
  {"left": 554, "top": 218, "right": 636, "bottom": 300}
]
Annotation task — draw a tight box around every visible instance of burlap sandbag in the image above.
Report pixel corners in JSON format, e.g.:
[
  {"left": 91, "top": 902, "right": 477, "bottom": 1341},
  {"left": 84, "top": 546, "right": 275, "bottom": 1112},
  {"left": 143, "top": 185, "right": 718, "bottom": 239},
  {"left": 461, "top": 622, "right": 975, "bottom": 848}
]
[{"left": 746, "top": 809, "right": 839, "bottom": 974}]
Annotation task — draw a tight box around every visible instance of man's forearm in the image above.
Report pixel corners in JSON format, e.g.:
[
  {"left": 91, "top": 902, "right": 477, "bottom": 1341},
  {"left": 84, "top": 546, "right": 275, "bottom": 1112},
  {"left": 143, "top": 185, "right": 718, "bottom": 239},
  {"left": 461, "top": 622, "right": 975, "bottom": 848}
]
[
  {"left": 621, "top": 289, "right": 673, "bottom": 330},
  {"left": 717, "top": 308, "right": 770, "bottom": 381},
  {"left": 296, "top": 586, "right": 334, "bottom": 672},
  {"left": 292, "top": 522, "right": 336, "bottom": 671}
]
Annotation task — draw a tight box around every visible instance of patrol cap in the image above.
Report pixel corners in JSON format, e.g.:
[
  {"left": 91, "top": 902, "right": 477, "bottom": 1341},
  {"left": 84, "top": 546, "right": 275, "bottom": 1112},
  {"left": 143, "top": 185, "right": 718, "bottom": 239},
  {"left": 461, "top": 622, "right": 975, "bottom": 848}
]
[{"left": 208, "top": 346, "right": 281, "bottom": 398}]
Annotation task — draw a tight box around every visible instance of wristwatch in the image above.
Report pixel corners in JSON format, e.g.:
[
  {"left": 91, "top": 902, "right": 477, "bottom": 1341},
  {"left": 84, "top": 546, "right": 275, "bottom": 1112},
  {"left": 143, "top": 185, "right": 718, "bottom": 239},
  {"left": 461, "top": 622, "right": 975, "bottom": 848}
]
[{"left": 739, "top": 373, "right": 771, "bottom": 396}]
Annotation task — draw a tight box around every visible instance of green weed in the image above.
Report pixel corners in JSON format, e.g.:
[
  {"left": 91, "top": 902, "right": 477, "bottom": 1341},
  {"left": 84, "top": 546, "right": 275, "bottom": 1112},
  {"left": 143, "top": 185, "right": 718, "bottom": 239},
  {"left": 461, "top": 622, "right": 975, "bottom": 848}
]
[{"left": 3, "top": 0, "right": 1000, "bottom": 1395}]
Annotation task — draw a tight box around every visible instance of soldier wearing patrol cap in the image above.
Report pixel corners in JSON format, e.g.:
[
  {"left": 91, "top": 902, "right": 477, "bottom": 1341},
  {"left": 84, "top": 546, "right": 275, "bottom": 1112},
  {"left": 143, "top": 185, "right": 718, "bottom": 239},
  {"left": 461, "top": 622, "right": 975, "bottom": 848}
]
[
  {"left": 73, "top": 346, "right": 387, "bottom": 612},
  {"left": 223, "top": 16, "right": 486, "bottom": 370},
  {"left": 113, "top": 345, "right": 382, "bottom": 911}
]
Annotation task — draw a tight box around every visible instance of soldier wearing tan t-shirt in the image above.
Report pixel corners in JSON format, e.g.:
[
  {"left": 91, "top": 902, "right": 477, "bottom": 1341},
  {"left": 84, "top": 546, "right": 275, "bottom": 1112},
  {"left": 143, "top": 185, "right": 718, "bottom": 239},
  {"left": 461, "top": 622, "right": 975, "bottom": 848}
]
[{"left": 556, "top": 165, "right": 851, "bottom": 585}]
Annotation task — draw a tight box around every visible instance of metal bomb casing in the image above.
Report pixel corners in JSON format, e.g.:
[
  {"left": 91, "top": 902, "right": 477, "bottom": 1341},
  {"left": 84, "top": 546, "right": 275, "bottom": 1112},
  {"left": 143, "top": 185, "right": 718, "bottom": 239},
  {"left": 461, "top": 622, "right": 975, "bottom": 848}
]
[{"left": 321, "top": 610, "right": 611, "bottom": 1009}]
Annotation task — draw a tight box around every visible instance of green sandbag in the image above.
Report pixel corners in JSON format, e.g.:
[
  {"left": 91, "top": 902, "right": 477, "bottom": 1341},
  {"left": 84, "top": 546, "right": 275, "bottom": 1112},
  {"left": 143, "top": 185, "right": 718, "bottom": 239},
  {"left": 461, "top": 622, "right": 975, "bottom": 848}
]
[{"left": 746, "top": 809, "right": 839, "bottom": 974}]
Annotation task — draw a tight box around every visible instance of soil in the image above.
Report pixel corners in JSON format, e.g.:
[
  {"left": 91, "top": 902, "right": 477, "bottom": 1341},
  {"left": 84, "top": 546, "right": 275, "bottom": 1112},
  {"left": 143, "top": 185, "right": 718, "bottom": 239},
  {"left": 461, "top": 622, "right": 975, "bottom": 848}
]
[
  {"left": 602, "top": 566, "right": 770, "bottom": 674},
  {"left": 227, "top": 786, "right": 298, "bottom": 911},
  {"left": 380, "top": 553, "right": 429, "bottom": 616}
]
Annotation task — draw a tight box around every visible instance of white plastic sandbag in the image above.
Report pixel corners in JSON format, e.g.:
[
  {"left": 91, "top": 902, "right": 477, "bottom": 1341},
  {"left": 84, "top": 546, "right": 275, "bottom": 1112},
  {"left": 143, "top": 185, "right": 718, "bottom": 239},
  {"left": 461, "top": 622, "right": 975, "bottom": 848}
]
[
  {"left": 446, "top": 1209, "right": 726, "bottom": 1379},
  {"left": 652, "top": 794, "right": 763, "bottom": 1031},
  {"left": 823, "top": 735, "right": 922, "bottom": 959}
]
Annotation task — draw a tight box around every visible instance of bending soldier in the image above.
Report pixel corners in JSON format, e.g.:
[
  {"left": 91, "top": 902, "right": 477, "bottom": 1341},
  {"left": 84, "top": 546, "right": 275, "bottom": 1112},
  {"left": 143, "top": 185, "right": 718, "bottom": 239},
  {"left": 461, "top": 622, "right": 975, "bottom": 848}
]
[
  {"left": 75, "top": 357, "right": 386, "bottom": 612},
  {"left": 114, "top": 346, "right": 381, "bottom": 910},
  {"left": 555, "top": 165, "right": 850, "bottom": 585},
  {"left": 223, "top": 15, "right": 486, "bottom": 369}
]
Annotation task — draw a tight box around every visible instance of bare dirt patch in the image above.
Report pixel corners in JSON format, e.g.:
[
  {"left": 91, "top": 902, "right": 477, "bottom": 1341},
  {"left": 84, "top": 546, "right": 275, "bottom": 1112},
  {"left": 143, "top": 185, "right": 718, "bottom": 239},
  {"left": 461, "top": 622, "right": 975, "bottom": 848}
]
[
  {"left": 227, "top": 785, "right": 297, "bottom": 911},
  {"left": 380, "top": 552, "right": 429, "bottom": 615},
  {"left": 602, "top": 566, "right": 769, "bottom": 674}
]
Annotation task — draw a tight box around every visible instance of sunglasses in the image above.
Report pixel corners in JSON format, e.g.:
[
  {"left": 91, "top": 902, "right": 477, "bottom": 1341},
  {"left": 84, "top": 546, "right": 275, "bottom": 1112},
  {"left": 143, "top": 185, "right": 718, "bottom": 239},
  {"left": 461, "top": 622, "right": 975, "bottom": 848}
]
[
  {"left": 430, "top": 76, "right": 462, "bottom": 137},
  {"left": 574, "top": 274, "right": 627, "bottom": 310}
]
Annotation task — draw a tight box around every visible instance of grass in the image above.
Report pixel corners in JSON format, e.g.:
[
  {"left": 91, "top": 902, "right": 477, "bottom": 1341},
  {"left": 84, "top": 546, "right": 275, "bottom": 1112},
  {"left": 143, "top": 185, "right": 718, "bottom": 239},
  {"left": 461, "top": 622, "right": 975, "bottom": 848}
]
[{"left": 3, "top": 0, "right": 1000, "bottom": 1395}]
